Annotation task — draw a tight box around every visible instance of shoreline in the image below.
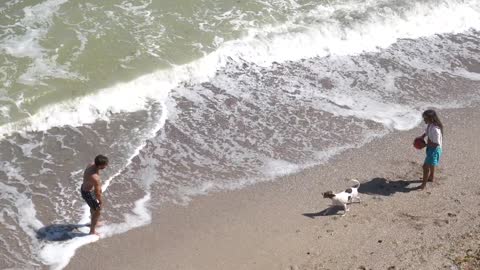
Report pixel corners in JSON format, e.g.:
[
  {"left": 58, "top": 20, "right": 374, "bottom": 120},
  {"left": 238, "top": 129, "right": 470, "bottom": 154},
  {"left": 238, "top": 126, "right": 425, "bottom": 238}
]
[{"left": 67, "top": 105, "right": 480, "bottom": 270}]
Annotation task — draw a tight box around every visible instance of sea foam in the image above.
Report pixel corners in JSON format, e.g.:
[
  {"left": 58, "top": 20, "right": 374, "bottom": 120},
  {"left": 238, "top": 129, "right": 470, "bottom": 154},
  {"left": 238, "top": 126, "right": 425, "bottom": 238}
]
[{"left": 0, "top": 0, "right": 479, "bottom": 137}]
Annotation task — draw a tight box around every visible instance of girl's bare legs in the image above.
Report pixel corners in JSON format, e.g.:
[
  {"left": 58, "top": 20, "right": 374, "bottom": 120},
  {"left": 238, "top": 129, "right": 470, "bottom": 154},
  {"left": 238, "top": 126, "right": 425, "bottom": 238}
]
[
  {"left": 428, "top": 166, "right": 435, "bottom": 182},
  {"left": 420, "top": 163, "right": 430, "bottom": 189}
]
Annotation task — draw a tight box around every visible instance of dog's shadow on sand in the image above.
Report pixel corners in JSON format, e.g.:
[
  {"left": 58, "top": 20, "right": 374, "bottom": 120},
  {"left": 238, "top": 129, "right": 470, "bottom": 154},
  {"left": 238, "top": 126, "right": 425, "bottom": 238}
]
[
  {"left": 36, "top": 223, "right": 90, "bottom": 241},
  {"left": 303, "top": 178, "right": 423, "bottom": 219},
  {"left": 303, "top": 206, "right": 345, "bottom": 218}
]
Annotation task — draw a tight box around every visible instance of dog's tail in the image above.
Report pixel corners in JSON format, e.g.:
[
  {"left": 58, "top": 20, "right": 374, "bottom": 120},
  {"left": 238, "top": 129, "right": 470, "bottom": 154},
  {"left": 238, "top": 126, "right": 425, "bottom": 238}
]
[{"left": 351, "top": 179, "right": 360, "bottom": 188}]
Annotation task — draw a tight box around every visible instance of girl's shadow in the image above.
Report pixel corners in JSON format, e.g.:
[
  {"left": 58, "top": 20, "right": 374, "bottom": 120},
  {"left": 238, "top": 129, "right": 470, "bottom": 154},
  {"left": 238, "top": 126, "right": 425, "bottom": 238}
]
[
  {"left": 36, "top": 223, "right": 90, "bottom": 241},
  {"left": 358, "top": 177, "right": 423, "bottom": 196}
]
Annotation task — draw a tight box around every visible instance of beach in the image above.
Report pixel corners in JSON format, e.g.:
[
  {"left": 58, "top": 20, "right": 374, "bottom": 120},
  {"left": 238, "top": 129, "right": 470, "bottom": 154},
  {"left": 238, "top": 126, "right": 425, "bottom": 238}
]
[
  {"left": 66, "top": 105, "right": 480, "bottom": 270},
  {"left": 1, "top": 1, "right": 480, "bottom": 269}
]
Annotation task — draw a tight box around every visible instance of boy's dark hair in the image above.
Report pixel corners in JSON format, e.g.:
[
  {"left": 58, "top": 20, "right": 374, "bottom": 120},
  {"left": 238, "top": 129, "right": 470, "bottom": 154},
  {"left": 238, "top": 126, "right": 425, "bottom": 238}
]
[
  {"left": 423, "top": 109, "right": 444, "bottom": 134},
  {"left": 94, "top": 155, "right": 109, "bottom": 166}
]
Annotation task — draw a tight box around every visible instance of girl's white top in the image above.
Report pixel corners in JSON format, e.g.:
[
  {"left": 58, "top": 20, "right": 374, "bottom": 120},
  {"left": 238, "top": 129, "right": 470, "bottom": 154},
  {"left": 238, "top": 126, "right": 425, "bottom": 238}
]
[{"left": 426, "top": 124, "right": 442, "bottom": 148}]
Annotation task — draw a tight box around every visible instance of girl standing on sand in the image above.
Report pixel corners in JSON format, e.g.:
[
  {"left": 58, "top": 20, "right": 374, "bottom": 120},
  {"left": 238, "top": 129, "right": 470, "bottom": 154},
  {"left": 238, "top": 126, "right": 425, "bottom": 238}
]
[{"left": 417, "top": 109, "right": 443, "bottom": 190}]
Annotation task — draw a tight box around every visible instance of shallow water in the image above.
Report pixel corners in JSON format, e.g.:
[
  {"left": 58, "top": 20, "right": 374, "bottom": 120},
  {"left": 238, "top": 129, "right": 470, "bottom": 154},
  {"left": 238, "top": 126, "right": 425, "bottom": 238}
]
[{"left": 0, "top": 0, "right": 480, "bottom": 269}]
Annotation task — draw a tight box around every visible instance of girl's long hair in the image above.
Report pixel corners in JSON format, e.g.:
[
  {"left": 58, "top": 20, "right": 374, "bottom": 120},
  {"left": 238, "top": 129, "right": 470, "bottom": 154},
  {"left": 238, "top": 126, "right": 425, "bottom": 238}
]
[{"left": 423, "top": 109, "right": 443, "bottom": 134}]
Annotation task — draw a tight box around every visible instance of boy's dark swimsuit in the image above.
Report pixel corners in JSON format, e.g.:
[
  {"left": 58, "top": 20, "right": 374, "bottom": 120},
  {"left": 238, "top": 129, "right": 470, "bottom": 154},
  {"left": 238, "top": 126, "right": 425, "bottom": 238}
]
[{"left": 80, "top": 187, "right": 101, "bottom": 210}]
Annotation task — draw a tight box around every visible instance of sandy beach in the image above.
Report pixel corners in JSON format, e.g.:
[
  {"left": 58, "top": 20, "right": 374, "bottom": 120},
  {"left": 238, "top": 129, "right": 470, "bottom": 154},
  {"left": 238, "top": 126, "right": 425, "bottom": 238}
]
[
  {"left": 2, "top": 2, "right": 480, "bottom": 269},
  {"left": 66, "top": 105, "right": 480, "bottom": 270}
]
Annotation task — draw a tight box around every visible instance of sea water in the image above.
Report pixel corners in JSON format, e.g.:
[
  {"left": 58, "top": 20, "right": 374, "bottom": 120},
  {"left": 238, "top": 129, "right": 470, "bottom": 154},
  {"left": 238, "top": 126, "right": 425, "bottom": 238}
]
[{"left": 1, "top": 0, "right": 480, "bottom": 269}]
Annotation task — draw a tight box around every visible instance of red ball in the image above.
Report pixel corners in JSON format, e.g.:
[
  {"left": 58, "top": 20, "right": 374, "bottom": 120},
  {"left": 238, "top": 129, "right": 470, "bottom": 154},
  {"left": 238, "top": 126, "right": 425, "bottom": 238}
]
[{"left": 413, "top": 138, "right": 426, "bottom": 149}]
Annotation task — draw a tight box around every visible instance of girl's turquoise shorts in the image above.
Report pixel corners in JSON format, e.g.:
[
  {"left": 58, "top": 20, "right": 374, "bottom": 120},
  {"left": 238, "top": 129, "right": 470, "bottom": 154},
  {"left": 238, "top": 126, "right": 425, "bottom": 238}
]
[{"left": 425, "top": 146, "right": 442, "bottom": 166}]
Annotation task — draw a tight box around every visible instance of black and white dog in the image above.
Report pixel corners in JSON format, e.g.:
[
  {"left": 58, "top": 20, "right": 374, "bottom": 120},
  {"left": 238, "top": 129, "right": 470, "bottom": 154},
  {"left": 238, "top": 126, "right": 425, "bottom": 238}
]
[
  {"left": 345, "top": 179, "right": 361, "bottom": 203},
  {"left": 322, "top": 179, "right": 361, "bottom": 216}
]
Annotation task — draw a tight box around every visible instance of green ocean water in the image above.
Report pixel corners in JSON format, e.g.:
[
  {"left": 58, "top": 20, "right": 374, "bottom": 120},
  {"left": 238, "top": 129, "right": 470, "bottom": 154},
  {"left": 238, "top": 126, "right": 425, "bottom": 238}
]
[
  {"left": 1, "top": 0, "right": 479, "bottom": 132},
  {"left": 2, "top": 1, "right": 480, "bottom": 269},
  {"left": 0, "top": 0, "right": 320, "bottom": 125}
]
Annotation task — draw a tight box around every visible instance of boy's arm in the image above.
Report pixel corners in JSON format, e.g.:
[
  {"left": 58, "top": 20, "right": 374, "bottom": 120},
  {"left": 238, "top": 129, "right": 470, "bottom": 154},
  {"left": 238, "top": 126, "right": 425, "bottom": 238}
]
[{"left": 93, "top": 175, "right": 103, "bottom": 206}]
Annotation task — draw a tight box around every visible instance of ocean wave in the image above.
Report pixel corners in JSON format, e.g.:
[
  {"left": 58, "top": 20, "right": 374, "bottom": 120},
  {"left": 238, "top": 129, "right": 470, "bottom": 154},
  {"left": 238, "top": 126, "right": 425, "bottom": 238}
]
[{"left": 1, "top": 0, "right": 479, "bottom": 137}]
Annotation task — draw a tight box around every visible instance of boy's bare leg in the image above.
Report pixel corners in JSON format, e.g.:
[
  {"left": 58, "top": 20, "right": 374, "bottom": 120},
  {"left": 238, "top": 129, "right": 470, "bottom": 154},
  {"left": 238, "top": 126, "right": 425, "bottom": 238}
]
[{"left": 89, "top": 209, "right": 101, "bottom": 235}]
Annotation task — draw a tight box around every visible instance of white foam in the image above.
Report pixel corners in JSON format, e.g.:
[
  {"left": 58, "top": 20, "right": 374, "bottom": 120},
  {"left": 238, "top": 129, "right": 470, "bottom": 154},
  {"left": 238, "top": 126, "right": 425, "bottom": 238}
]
[
  {"left": 317, "top": 93, "right": 422, "bottom": 130},
  {"left": 18, "top": 57, "right": 82, "bottom": 86},
  {"left": 170, "top": 132, "right": 387, "bottom": 207},
  {"left": 110, "top": 0, "right": 165, "bottom": 58},
  {"left": 0, "top": 182, "right": 43, "bottom": 234},
  {"left": 302, "top": 75, "right": 470, "bottom": 131},
  {"left": 39, "top": 193, "right": 152, "bottom": 270},
  {"left": 0, "top": 181, "right": 44, "bottom": 267},
  {"left": 0, "top": 64, "right": 180, "bottom": 137},
  {"left": 217, "top": 0, "right": 480, "bottom": 65},
  {"left": 39, "top": 193, "right": 153, "bottom": 269},
  {"left": 38, "top": 100, "right": 168, "bottom": 269},
  {"left": 1, "top": 0, "right": 479, "bottom": 137},
  {"left": 98, "top": 193, "right": 152, "bottom": 237},
  {"left": 5, "top": 2, "right": 479, "bottom": 268},
  {"left": 0, "top": 0, "right": 80, "bottom": 84},
  {"left": 261, "top": 159, "right": 302, "bottom": 178},
  {"left": 2, "top": 0, "right": 68, "bottom": 58},
  {"left": 39, "top": 235, "right": 99, "bottom": 270}
]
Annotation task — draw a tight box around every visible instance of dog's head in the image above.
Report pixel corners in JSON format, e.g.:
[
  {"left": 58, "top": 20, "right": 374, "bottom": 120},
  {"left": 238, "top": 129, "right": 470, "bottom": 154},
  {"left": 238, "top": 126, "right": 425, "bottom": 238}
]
[{"left": 322, "top": 191, "right": 335, "bottom": 199}]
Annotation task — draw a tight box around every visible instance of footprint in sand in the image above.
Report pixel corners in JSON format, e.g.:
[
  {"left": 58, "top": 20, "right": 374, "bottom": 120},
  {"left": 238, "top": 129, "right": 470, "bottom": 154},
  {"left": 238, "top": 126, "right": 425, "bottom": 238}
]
[
  {"left": 398, "top": 212, "right": 422, "bottom": 221},
  {"left": 397, "top": 212, "right": 426, "bottom": 230},
  {"left": 447, "top": 213, "right": 457, "bottom": 218},
  {"left": 413, "top": 223, "right": 425, "bottom": 231},
  {"left": 433, "top": 219, "right": 449, "bottom": 227}
]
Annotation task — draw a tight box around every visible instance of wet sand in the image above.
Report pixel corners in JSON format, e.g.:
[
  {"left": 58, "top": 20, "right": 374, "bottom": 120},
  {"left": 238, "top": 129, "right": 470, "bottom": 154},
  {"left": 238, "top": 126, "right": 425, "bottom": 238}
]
[{"left": 67, "top": 105, "right": 480, "bottom": 270}]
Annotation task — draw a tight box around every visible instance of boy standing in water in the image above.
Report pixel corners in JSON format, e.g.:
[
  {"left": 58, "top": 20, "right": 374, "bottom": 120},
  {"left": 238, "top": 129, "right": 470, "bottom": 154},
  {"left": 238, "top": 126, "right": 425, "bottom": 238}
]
[
  {"left": 417, "top": 110, "right": 443, "bottom": 190},
  {"left": 80, "top": 155, "right": 109, "bottom": 235}
]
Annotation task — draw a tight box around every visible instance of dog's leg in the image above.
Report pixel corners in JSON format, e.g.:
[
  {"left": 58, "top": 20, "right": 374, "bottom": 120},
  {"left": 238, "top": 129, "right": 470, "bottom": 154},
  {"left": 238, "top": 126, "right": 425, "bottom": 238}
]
[{"left": 341, "top": 204, "right": 348, "bottom": 216}]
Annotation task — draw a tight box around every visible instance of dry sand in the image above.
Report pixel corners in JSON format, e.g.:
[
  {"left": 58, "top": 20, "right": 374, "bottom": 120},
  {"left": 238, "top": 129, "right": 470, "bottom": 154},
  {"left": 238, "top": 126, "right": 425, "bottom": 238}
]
[{"left": 67, "top": 105, "right": 480, "bottom": 270}]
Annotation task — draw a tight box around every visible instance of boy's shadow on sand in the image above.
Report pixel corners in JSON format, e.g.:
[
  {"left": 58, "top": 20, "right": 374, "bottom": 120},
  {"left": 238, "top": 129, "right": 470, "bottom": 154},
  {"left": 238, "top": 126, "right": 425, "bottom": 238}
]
[
  {"left": 303, "top": 178, "right": 423, "bottom": 219},
  {"left": 36, "top": 223, "right": 90, "bottom": 241}
]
